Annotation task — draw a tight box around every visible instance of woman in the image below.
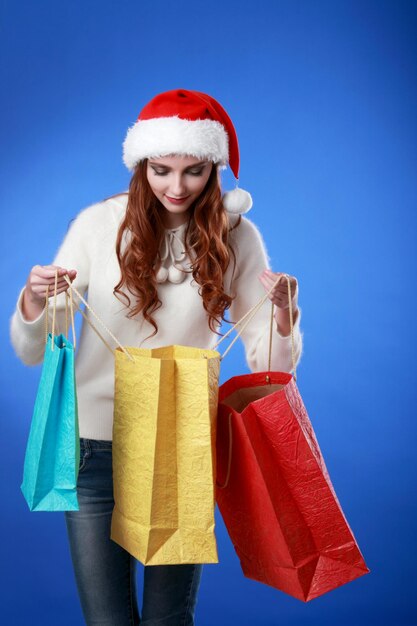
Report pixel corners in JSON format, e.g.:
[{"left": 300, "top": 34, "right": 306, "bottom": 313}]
[{"left": 10, "top": 89, "right": 303, "bottom": 626}]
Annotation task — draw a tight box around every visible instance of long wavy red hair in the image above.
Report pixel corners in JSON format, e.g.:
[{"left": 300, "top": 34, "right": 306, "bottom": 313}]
[{"left": 111, "top": 159, "right": 241, "bottom": 340}]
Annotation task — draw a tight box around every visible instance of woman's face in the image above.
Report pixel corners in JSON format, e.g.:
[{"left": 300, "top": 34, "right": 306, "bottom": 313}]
[{"left": 146, "top": 154, "right": 213, "bottom": 227}]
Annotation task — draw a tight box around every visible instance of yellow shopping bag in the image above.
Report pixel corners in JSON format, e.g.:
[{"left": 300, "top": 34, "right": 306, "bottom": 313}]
[
  {"left": 64, "top": 274, "right": 279, "bottom": 566},
  {"left": 112, "top": 345, "right": 220, "bottom": 565}
]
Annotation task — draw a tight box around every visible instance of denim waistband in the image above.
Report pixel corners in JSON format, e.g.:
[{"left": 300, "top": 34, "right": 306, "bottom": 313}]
[{"left": 80, "top": 438, "right": 112, "bottom": 449}]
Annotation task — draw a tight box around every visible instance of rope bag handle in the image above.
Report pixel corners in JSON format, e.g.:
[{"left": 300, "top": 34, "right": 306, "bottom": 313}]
[
  {"left": 216, "top": 274, "right": 297, "bottom": 490},
  {"left": 213, "top": 273, "right": 297, "bottom": 378},
  {"left": 62, "top": 275, "right": 135, "bottom": 361},
  {"left": 45, "top": 269, "right": 76, "bottom": 351},
  {"left": 62, "top": 273, "right": 297, "bottom": 371}
]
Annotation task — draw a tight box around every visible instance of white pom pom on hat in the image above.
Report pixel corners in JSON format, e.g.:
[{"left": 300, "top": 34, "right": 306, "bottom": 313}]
[
  {"left": 122, "top": 88, "right": 252, "bottom": 215},
  {"left": 222, "top": 187, "right": 253, "bottom": 214}
]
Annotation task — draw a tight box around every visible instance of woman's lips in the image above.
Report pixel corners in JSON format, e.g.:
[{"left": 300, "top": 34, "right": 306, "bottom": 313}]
[{"left": 165, "top": 195, "right": 190, "bottom": 204}]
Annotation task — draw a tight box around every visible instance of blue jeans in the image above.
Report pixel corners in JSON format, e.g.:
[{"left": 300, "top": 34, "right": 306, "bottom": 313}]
[{"left": 64, "top": 439, "right": 203, "bottom": 626}]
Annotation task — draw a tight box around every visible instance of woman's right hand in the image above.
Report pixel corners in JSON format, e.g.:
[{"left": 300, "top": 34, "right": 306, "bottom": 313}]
[{"left": 22, "top": 265, "right": 77, "bottom": 321}]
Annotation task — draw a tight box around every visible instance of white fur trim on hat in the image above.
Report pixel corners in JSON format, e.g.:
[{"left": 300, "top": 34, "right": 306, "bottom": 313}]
[{"left": 123, "top": 116, "right": 229, "bottom": 171}]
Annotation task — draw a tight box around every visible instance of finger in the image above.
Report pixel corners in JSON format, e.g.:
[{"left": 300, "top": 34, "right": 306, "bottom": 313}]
[
  {"left": 29, "top": 286, "right": 71, "bottom": 302},
  {"left": 259, "top": 275, "right": 285, "bottom": 305},
  {"left": 29, "top": 276, "right": 72, "bottom": 286},
  {"left": 46, "top": 285, "right": 72, "bottom": 297},
  {"left": 32, "top": 284, "right": 72, "bottom": 297},
  {"left": 260, "top": 276, "right": 297, "bottom": 309},
  {"left": 29, "top": 282, "right": 75, "bottom": 301},
  {"left": 265, "top": 271, "right": 297, "bottom": 297},
  {"left": 263, "top": 270, "right": 285, "bottom": 283},
  {"left": 34, "top": 265, "right": 77, "bottom": 278},
  {"left": 41, "top": 264, "right": 73, "bottom": 271},
  {"left": 260, "top": 274, "right": 286, "bottom": 294}
]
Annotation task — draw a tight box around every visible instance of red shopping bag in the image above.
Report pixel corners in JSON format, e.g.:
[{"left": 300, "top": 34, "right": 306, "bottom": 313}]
[{"left": 215, "top": 277, "right": 370, "bottom": 602}]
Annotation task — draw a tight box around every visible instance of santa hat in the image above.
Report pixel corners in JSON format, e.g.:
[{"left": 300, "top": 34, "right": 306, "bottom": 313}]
[{"left": 122, "top": 89, "right": 252, "bottom": 214}]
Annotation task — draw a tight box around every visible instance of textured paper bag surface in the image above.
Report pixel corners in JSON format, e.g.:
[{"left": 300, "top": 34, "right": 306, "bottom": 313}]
[
  {"left": 112, "top": 345, "right": 220, "bottom": 565},
  {"left": 216, "top": 371, "right": 370, "bottom": 601},
  {"left": 21, "top": 333, "right": 80, "bottom": 512}
]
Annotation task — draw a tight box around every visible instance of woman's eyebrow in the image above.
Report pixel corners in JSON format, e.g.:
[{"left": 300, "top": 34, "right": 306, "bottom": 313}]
[{"left": 148, "top": 161, "right": 208, "bottom": 170}]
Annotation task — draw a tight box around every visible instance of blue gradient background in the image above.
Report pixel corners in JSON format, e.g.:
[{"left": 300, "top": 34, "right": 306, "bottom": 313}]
[{"left": 1, "top": 1, "right": 416, "bottom": 624}]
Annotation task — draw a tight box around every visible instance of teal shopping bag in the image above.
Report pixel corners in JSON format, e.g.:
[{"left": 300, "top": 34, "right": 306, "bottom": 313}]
[{"left": 21, "top": 274, "right": 80, "bottom": 511}]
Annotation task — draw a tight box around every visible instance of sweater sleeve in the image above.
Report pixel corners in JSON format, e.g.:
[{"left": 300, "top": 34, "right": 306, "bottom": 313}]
[
  {"left": 9, "top": 204, "right": 94, "bottom": 366},
  {"left": 227, "top": 216, "right": 303, "bottom": 373}
]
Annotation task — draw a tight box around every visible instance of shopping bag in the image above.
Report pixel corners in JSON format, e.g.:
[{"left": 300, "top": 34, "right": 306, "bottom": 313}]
[
  {"left": 63, "top": 277, "right": 223, "bottom": 566},
  {"left": 21, "top": 272, "right": 80, "bottom": 511},
  {"left": 111, "top": 344, "right": 221, "bottom": 565},
  {"left": 215, "top": 276, "right": 370, "bottom": 601}
]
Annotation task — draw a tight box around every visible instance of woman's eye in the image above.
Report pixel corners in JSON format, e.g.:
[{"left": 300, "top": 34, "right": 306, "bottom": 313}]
[{"left": 152, "top": 169, "right": 204, "bottom": 177}]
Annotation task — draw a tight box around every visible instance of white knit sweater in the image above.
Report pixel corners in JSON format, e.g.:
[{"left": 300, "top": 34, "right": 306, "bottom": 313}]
[{"left": 10, "top": 194, "right": 303, "bottom": 441}]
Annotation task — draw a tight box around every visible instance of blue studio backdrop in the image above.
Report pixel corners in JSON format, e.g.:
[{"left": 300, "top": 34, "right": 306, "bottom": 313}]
[{"left": 1, "top": 1, "right": 416, "bottom": 625}]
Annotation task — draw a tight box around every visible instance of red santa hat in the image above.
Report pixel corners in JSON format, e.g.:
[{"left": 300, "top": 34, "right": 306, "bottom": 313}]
[{"left": 122, "top": 88, "right": 253, "bottom": 214}]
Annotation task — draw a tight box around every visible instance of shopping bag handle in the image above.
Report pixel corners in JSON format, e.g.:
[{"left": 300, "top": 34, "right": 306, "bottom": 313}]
[
  {"left": 216, "top": 411, "right": 233, "bottom": 490},
  {"left": 212, "top": 274, "right": 297, "bottom": 380},
  {"left": 45, "top": 269, "right": 76, "bottom": 351},
  {"left": 216, "top": 276, "right": 297, "bottom": 489},
  {"left": 62, "top": 275, "right": 135, "bottom": 362},
  {"left": 62, "top": 274, "right": 297, "bottom": 375}
]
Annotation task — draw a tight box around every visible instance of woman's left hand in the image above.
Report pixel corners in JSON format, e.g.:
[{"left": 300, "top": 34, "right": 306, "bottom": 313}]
[
  {"left": 258, "top": 269, "right": 298, "bottom": 309},
  {"left": 258, "top": 269, "right": 299, "bottom": 336}
]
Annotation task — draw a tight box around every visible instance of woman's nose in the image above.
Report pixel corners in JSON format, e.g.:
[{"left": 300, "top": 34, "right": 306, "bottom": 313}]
[{"left": 169, "top": 175, "right": 187, "bottom": 196}]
